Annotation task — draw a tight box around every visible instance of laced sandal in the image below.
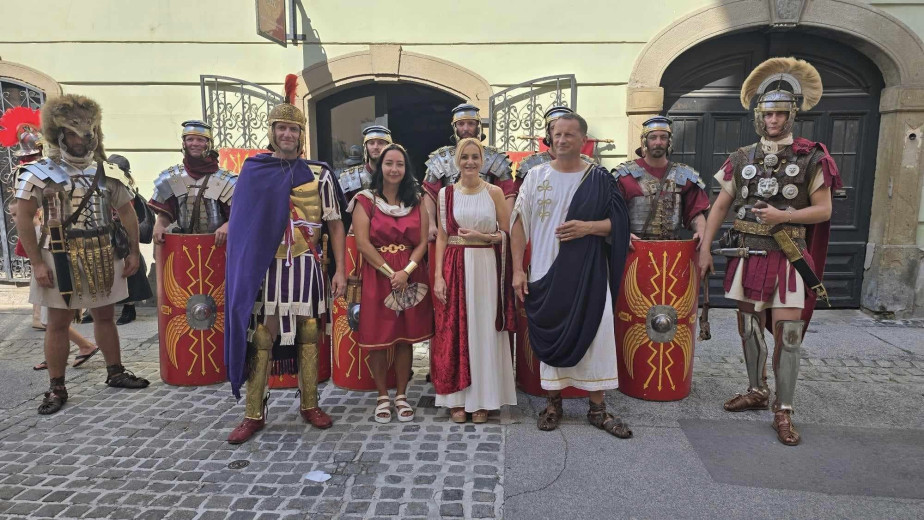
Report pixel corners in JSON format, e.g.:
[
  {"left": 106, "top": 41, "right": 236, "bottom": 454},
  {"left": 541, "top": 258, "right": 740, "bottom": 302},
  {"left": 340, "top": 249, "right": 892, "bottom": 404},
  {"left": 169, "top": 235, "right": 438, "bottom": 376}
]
[
  {"left": 374, "top": 395, "right": 392, "bottom": 424},
  {"left": 450, "top": 407, "right": 467, "bottom": 423},
  {"left": 772, "top": 410, "right": 801, "bottom": 446},
  {"left": 537, "top": 394, "right": 563, "bottom": 431},
  {"left": 38, "top": 382, "right": 68, "bottom": 415},
  {"left": 472, "top": 410, "right": 489, "bottom": 424},
  {"left": 394, "top": 394, "right": 415, "bottom": 423},
  {"left": 724, "top": 390, "right": 769, "bottom": 412},
  {"left": 105, "top": 364, "right": 150, "bottom": 389},
  {"left": 587, "top": 401, "right": 632, "bottom": 439}
]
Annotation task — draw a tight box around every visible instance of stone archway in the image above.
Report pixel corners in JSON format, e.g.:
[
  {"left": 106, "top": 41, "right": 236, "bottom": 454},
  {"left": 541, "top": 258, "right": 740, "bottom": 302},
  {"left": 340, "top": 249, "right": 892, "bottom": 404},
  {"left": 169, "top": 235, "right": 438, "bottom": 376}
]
[
  {"left": 626, "top": 0, "right": 924, "bottom": 316},
  {"left": 0, "top": 59, "right": 62, "bottom": 100},
  {"left": 292, "top": 45, "right": 493, "bottom": 156}
]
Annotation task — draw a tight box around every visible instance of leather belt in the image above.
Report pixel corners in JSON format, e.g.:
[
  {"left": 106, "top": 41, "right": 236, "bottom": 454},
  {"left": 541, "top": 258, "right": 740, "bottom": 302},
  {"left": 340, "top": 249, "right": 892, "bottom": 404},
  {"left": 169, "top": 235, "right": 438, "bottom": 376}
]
[
  {"left": 448, "top": 236, "right": 492, "bottom": 247},
  {"left": 733, "top": 220, "right": 805, "bottom": 239},
  {"left": 377, "top": 244, "right": 408, "bottom": 254},
  {"left": 65, "top": 224, "right": 113, "bottom": 239}
]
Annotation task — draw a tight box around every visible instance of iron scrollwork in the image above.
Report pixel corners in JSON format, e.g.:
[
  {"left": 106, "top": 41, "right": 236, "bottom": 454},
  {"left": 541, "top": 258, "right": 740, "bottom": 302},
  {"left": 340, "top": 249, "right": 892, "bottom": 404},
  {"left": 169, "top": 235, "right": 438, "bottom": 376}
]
[
  {"left": 488, "top": 75, "right": 576, "bottom": 152},
  {"left": 200, "top": 75, "right": 285, "bottom": 150}
]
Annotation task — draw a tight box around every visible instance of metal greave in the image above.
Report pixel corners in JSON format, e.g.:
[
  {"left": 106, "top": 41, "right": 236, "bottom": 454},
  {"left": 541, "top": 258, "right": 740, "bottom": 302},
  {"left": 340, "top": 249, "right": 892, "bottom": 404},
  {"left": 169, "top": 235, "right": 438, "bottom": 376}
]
[
  {"left": 244, "top": 324, "right": 273, "bottom": 420},
  {"left": 773, "top": 320, "right": 804, "bottom": 413},
  {"left": 737, "top": 311, "right": 769, "bottom": 395},
  {"left": 297, "top": 318, "right": 320, "bottom": 411}
]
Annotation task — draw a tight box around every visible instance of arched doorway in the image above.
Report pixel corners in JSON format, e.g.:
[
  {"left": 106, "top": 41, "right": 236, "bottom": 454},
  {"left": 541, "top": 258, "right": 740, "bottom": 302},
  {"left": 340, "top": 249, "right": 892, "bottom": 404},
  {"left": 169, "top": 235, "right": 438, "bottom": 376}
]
[
  {"left": 316, "top": 83, "right": 463, "bottom": 182},
  {"left": 661, "top": 31, "right": 884, "bottom": 308}
]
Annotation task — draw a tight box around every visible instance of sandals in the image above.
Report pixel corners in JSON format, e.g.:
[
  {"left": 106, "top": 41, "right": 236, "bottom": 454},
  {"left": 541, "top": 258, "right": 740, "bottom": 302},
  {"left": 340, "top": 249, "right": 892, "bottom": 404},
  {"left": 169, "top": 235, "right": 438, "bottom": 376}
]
[
  {"left": 38, "top": 379, "right": 68, "bottom": 415},
  {"left": 772, "top": 410, "right": 801, "bottom": 446},
  {"left": 537, "top": 394, "right": 563, "bottom": 431},
  {"left": 587, "top": 401, "right": 632, "bottom": 439},
  {"left": 33, "top": 360, "right": 48, "bottom": 371},
  {"left": 450, "top": 407, "right": 467, "bottom": 423},
  {"left": 374, "top": 395, "right": 392, "bottom": 424},
  {"left": 72, "top": 347, "right": 99, "bottom": 368},
  {"left": 105, "top": 364, "right": 150, "bottom": 389},
  {"left": 394, "top": 394, "right": 415, "bottom": 423},
  {"left": 472, "top": 410, "right": 489, "bottom": 424}
]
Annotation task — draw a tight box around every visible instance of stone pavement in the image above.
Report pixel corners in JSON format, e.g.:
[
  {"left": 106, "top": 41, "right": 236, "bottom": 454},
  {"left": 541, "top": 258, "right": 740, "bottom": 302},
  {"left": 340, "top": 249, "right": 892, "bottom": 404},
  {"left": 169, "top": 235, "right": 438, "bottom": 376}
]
[{"left": 0, "top": 285, "right": 921, "bottom": 519}]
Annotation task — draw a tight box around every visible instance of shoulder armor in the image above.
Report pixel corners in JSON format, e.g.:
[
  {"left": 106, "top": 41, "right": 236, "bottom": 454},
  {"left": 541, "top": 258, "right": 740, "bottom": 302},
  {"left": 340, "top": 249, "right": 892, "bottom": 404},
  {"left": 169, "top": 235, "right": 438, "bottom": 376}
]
[
  {"left": 151, "top": 166, "right": 180, "bottom": 203},
  {"left": 425, "top": 146, "right": 457, "bottom": 180},
  {"left": 202, "top": 168, "right": 238, "bottom": 203},
  {"left": 516, "top": 152, "right": 551, "bottom": 180},
  {"left": 481, "top": 147, "right": 512, "bottom": 178},
  {"left": 18, "top": 158, "right": 69, "bottom": 185},
  {"left": 337, "top": 164, "right": 365, "bottom": 193},
  {"left": 101, "top": 161, "right": 131, "bottom": 188},
  {"left": 302, "top": 159, "right": 332, "bottom": 177},
  {"left": 670, "top": 163, "right": 705, "bottom": 189},
  {"left": 612, "top": 160, "right": 646, "bottom": 179}
]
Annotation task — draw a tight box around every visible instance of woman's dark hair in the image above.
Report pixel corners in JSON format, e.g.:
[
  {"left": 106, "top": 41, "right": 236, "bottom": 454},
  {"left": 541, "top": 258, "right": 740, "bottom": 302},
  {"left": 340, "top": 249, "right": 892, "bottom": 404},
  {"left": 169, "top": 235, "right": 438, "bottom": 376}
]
[{"left": 370, "top": 144, "right": 421, "bottom": 207}]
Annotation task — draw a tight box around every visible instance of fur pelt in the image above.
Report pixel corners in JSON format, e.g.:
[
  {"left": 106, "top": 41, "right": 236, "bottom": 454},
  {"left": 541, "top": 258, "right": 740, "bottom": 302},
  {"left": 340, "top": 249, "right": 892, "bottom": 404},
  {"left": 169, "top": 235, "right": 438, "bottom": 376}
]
[
  {"left": 41, "top": 94, "right": 107, "bottom": 162},
  {"left": 740, "top": 57, "right": 823, "bottom": 111}
]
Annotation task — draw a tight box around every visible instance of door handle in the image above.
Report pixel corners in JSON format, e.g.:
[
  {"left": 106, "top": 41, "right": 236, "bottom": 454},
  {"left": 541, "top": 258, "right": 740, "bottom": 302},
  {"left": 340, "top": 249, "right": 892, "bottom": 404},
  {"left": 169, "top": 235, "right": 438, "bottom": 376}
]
[{"left": 833, "top": 188, "right": 848, "bottom": 199}]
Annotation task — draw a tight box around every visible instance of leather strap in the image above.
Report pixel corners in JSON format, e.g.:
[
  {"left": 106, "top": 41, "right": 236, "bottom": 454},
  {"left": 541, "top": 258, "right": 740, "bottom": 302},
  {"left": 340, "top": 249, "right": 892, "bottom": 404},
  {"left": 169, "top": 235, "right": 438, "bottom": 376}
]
[{"left": 187, "top": 172, "right": 212, "bottom": 233}]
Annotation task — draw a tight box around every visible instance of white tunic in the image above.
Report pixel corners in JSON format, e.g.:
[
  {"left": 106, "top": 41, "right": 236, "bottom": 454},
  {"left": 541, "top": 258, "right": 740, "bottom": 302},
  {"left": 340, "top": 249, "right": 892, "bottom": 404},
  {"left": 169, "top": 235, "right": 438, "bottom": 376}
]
[
  {"left": 435, "top": 185, "right": 517, "bottom": 411},
  {"left": 511, "top": 163, "right": 619, "bottom": 391}
]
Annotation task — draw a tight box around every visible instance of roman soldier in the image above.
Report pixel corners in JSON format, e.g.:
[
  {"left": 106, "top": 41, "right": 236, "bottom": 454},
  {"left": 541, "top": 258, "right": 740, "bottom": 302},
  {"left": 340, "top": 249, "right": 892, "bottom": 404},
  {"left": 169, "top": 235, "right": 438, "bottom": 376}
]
[
  {"left": 698, "top": 57, "right": 841, "bottom": 445},
  {"left": 224, "top": 102, "right": 347, "bottom": 444},
  {"left": 0, "top": 106, "right": 43, "bottom": 164},
  {"left": 13, "top": 94, "right": 148, "bottom": 415},
  {"left": 149, "top": 120, "right": 236, "bottom": 246},
  {"left": 337, "top": 125, "right": 392, "bottom": 202},
  {"left": 422, "top": 103, "right": 515, "bottom": 240},
  {"left": 612, "top": 116, "right": 709, "bottom": 242},
  {"left": 515, "top": 106, "right": 594, "bottom": 185}
]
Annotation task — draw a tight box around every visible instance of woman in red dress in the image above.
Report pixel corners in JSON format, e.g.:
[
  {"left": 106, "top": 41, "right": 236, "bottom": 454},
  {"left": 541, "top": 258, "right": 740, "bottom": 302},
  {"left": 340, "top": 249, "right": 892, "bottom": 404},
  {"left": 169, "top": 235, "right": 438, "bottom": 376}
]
[{"left": 351, "top": 144, "right": 434, "bottom": 423}]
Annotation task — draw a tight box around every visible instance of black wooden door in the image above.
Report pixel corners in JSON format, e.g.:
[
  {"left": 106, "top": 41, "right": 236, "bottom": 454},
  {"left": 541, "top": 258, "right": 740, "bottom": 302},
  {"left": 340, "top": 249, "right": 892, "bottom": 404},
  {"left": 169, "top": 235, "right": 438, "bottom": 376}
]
[{"left": 662, "top": 31, "right": 883, "bottom": 308}]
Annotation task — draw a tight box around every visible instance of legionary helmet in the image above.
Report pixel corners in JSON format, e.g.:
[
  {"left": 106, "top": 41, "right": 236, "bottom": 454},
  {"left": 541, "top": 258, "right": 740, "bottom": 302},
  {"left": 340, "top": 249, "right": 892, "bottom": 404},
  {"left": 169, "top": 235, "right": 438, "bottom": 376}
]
[
  {"left": 542, "top": 106, "right": 574, "bottom": 147},
  {"left": 449, "top": 103, "right": 482, "bottom": 142},
  {"left": 636, "top": 116, "right": 673, "bottom": 158},
  {"left": 740, "top": 57, "right": 822, "bottom": 139},
  {"left": 361, "top": 124, "right": 392, "bottom": 164},
  {"left": 180, "top": 120, "right": 214, "bottom": 157},
  {"left": 266, "top": 102, "right": 307, "bottom": 154},
  {"left": 0, "top": 107, "right": 43, "bottom": 158}
]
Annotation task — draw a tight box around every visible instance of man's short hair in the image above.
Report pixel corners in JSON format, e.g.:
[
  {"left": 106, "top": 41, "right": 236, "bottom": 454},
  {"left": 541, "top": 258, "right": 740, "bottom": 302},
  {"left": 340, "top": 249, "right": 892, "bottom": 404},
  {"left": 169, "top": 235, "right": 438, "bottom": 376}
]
[{"left": 553, "top": 112, "right": 588, "bottom": 136}]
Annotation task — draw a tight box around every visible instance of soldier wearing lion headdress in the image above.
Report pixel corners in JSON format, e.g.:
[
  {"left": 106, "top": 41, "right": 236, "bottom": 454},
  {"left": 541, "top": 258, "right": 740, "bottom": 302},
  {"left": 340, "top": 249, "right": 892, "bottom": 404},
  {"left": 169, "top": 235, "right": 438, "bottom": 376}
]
[{"left": 14, "top": 94, "right": 149, "bottom": 415}]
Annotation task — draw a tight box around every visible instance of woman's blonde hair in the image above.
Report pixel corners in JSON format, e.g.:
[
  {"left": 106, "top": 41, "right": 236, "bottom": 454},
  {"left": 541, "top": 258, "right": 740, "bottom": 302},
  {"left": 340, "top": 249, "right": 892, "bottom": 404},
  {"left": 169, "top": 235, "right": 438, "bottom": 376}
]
[{"left": 453, "top": 137, "right": 484, "bottom": 169}]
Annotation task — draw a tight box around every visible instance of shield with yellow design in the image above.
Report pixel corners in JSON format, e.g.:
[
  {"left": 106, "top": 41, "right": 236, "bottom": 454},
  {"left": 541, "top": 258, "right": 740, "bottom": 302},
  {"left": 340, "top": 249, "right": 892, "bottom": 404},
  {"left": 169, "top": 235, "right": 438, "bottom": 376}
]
[
  {"left": 332, "top": 234, "right": 397, "bottom": 390},
  {"left": 157, "top": 233, "right": 227, "bottom": 386},
  {"left": 616, "top": 239, "right": 700, "bottom": 401}
]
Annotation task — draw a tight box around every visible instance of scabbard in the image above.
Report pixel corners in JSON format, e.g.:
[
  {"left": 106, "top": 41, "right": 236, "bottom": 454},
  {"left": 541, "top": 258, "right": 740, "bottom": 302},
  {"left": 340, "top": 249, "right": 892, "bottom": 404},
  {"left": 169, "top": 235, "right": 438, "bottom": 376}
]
[
  {"left": 769, "top": 224, "right": 831, "bottom": 306},
  {"left": 47, "top": 223, "right": 73, "bottom": 306}
]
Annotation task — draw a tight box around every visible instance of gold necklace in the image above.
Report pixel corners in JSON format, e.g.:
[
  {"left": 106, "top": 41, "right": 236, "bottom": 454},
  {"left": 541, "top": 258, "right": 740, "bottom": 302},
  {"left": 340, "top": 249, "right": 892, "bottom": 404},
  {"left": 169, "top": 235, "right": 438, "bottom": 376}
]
[{"left": 456, "top": 178, "right": 486, "bottom": 195}]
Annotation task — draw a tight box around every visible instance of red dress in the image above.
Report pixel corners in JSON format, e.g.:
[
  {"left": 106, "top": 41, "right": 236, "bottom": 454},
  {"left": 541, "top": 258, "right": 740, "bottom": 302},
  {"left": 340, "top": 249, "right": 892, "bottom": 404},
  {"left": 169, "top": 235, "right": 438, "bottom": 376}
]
[{"left": 354, "top": 195, "right": 434, "bottom": 349}]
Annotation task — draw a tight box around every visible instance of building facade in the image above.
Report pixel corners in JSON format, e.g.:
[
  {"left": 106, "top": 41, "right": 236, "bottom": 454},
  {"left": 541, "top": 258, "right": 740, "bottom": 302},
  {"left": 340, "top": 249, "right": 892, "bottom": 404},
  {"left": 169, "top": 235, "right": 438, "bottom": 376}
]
[{"left": 1, "top": 0, "right": 923, "bottom": 315}]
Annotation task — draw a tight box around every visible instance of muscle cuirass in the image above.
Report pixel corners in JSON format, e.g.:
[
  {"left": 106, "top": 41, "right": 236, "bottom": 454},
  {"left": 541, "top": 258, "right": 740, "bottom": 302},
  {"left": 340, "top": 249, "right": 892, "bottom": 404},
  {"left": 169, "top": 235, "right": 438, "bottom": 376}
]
[
  {"left": 151, "top": 165, "right": 236, "bottom": 233},
  {"left": 276, "top": 178, "right": 323, "bottom": 259},
  {"left": 729, "top": 144, "right": 822, "bottom": 251}
]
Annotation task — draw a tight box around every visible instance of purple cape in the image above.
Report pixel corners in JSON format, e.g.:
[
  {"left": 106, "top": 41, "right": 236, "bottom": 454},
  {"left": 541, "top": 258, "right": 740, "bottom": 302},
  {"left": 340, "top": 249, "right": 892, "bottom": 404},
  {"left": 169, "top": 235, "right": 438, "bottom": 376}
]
[
  {"left": 524, "top": 165, "right": 630, "bottom": 367},
  {"left": 223, "top": 153, "right": 345, "bottom": 398}
]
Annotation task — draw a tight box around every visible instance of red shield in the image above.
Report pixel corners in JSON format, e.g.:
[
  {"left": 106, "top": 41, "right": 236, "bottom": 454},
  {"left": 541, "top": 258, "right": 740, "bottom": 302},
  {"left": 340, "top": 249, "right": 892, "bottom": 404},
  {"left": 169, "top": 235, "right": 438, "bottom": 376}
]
[
  {"left": 615, "top": 239, "right": 700, "bottom": 401},
  {"left": 332, "top": 234, "right": 397, "bottom": 390},
  {"left": 157, "top": 233, "right": 227, "bottom": 386}
]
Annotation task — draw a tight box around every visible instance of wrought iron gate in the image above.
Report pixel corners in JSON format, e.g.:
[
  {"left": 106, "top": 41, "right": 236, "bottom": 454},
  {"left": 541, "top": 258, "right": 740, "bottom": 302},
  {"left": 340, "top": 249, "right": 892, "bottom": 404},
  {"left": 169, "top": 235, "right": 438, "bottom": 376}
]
[
  {"left": 200, "top": 75, "right": 284, "bottom": 149},
  {"left": 0, "top": 78, "right": 45, "bottom": 283},
  {"left": 488, "top": 75, "right": 577, "bottom": 153}
]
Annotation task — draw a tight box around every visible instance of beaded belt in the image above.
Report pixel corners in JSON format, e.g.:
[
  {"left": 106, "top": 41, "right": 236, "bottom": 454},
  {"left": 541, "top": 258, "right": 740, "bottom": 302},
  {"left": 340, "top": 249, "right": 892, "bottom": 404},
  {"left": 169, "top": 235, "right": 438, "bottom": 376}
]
[
  {"left": 377, "top": 244, "right": 408, "bottom": 253},
  {"left": 733, "top": 220, "right": 805, "bottom": 239},
  {"left": 448, "top": 236, "right": 492, "bottom": 247}
]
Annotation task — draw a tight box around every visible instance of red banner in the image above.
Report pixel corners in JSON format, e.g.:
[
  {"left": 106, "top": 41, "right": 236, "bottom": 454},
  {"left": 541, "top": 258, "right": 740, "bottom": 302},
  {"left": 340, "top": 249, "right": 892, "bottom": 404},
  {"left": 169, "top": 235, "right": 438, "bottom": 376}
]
[{"left": 218, "top": 148, "right": 268, "bottom": 173}]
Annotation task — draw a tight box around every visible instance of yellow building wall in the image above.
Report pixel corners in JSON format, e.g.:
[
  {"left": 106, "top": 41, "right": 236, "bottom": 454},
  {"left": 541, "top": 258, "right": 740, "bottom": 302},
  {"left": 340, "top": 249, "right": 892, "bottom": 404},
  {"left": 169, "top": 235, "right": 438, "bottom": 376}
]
[{"left": 2, "top": 0, "right": 924, "bottom": 243}]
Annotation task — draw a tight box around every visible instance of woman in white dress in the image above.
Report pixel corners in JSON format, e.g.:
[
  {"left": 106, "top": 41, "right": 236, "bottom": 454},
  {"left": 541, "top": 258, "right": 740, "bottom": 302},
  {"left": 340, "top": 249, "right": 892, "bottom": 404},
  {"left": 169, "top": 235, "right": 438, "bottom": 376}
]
[{"left": 432, "top": 138, "right": 517, "bottom": 423}]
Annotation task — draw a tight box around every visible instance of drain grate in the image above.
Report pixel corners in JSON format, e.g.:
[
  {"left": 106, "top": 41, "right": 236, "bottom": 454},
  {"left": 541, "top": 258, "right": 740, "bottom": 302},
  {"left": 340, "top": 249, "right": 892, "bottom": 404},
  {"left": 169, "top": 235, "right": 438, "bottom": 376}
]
[{"left": 228, "top": 460, "right": 250, "bottom": 470}]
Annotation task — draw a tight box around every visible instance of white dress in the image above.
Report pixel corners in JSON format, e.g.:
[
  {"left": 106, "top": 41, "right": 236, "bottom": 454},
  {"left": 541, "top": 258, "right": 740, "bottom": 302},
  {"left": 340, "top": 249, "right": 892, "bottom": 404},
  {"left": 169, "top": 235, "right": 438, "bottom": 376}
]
[
  {"left": 435, "top": 186, "right": 517, "bottom": 411},
  {"left": 511, "top": 163, "right": 619, "bottom": 392}
]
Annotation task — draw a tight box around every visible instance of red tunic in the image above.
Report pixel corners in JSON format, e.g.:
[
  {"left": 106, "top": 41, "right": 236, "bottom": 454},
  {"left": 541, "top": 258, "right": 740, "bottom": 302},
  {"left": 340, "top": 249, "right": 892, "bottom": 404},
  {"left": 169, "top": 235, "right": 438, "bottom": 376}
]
[
  {"left": 354, "top": 196, "right": 434, "bottom": 349},
  {"left": 615, "top": 158, "right": 710, "bottom": 228}
]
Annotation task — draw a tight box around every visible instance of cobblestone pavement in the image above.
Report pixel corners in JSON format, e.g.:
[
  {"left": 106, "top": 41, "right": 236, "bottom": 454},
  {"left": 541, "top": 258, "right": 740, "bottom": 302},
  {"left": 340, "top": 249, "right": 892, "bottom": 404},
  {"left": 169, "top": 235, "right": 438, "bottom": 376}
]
[{"left": 0, "top": 283, "right": 922, "bottom": 519}]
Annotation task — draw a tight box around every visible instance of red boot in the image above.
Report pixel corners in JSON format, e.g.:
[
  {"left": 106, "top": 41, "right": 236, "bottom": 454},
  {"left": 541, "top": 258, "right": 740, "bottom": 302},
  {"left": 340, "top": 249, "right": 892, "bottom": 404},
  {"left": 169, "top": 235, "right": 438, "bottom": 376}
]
[
  {"left": 227, "top": 418, "right": 265, "bottom": 444},
  {"left": 300, "top": 407, "right": 333, "bottom": 429}
]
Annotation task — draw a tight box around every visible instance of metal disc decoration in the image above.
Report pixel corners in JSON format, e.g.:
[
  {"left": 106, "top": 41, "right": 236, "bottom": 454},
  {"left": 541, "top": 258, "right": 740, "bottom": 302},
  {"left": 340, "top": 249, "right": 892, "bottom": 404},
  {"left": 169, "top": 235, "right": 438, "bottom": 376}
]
[
  {"left": 763, "top": 153, "right": 779, "bottom": 168},
  {"left": 741, "top": 185, "right": 749, "bottom": 199},
  {"left": 757, "top": 177, "right": 780, "bottom": 198},
  {"left": 157, "top": 233, "right": 227, "bottom": 386},
  {"left": 785, "top": 163, "right": 800, "bottom": 177},
  {"left": 741, "top": 165, "right": 758, "bottom": 180},
  {"left": 737, "top": 207, "right": 747, "bottom": 219},
  {"left": 615, "top": 239, "right": 699, "bottom": 401},
  {"left": 782, "top": 184, "right": 799, "bottom": 199}
]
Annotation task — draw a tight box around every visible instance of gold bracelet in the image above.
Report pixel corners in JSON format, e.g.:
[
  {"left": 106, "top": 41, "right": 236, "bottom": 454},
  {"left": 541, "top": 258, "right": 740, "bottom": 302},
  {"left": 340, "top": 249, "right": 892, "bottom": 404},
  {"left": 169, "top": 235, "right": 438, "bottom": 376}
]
[
  {"left": 378, "top": 263, "right": 395, "bottom": 277},
  {"left": 403, "top": 260, "right": 418, "bottom": 276}
]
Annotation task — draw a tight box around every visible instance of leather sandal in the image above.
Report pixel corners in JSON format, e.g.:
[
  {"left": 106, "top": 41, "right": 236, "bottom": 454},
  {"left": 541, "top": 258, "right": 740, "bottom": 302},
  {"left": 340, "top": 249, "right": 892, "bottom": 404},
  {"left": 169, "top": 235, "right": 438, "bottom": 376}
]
[
  {"left": 394, "top": 394, "right": 414, "bottom": 423},
  {"left": 472, "top": 410, "right": 489, "bottom": 424},
  {"left": 724, "top": 390, "right": 769, "bottom": 412},
  {"left": 37, "top": 385, "right": 68, "bottom": 415},
  {"left": 450, "top": 407, "right": 467, "bottom": 423},
  {"left": 537, "top": 394, "right": 563, "bottom": 431},
  {"left": 587, "top": 401, "right": 632, "bottom": 439},
  {"left": 373, "top": 395, "right": 392, "bottom": 424},
  {"left": 105, "top": 364, "right": 150, "bottom": 389},
  {"left": 772, "top": 410, "right": 801, "bottom": 446}
]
